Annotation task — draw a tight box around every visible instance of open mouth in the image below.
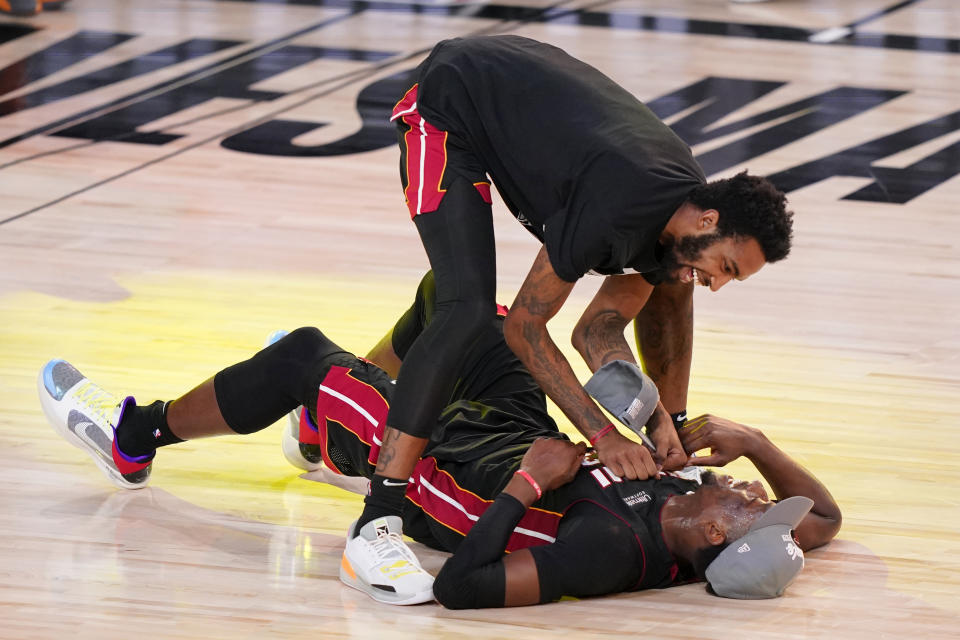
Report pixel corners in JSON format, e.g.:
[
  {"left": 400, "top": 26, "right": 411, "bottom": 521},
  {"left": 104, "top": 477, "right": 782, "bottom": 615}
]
[{"left": 680, "top": 267, "right": 709, "bottom": 287}]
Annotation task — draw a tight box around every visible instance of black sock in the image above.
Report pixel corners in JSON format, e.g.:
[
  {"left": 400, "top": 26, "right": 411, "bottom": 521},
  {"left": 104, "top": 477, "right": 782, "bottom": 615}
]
[
  {"left": 115, "top": 400, "right": 184, "bottom": 457},
  {"left": 355, "top": 474, "right": 408, "bottom": 535}
]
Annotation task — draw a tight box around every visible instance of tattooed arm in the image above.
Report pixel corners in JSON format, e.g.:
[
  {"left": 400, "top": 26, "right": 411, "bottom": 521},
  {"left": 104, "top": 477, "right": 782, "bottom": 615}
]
[
  {"left": 572, "top": 274, "right": 687, "bottom": 471},
  {"left": 571, "top": 273, "right": 654, "bottom": 372},
  {"left": 503, "top": 248, "right": 659, "bottom": 480}
]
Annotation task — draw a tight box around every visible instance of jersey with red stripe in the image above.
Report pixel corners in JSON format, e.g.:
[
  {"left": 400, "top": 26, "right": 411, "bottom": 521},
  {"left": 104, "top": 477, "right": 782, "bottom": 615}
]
[
  {"left": 406, "top": 437, "right": 700, "bottom": 591},
  {"left": 306, "top": 356, "right": 394, "bottom": 477},
  {"left": 302, "top": 340, "right": 698, "bottom": 592}
]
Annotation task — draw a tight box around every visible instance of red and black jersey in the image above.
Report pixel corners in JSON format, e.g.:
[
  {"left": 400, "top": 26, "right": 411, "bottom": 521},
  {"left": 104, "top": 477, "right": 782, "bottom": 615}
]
[
  {"left": 404, "top": 402, "right": 700, "bottom": 596},
  {"left": 300, "top": 271, "right": 700, "bottom": 600},
  {"left": 413, "top": 35, "right": 706, "bottom": 282},
  {"left": 303, "top": 360, "right": 699, "bottom": 599}
]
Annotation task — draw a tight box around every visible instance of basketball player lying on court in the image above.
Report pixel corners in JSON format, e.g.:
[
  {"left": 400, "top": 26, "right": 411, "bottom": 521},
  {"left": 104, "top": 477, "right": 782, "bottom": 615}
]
[{"left": 39, "top": 272, "right": 841, "bottom": 607}]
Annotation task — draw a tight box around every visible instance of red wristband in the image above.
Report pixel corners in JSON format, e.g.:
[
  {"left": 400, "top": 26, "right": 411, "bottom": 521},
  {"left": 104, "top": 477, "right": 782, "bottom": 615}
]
[
  {"left": 589, "top": 423, "right": 616, "bottom": 446},
  {"left": 514, "top": 469, "right": 542, "bottom": 499}
]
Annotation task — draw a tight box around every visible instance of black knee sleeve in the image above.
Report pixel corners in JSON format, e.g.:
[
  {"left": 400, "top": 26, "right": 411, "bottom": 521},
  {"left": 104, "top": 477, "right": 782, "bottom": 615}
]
[{"left": 214, "top": 327, "right": 348, "bottom": 434}]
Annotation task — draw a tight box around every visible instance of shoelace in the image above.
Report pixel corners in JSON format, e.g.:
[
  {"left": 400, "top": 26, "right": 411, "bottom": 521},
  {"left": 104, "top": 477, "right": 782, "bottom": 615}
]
[
  {"left": 370, "top": 530, "right": 418, "bottom": 566},
  {"left": 74, "top": 382, "right": 120, "bottom": 427}
]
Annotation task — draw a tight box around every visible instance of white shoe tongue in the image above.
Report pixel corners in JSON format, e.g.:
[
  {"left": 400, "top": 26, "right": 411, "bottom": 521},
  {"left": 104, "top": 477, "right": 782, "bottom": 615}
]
[{"left": 360, "top": 515, "right": 402, "bottom": 540}]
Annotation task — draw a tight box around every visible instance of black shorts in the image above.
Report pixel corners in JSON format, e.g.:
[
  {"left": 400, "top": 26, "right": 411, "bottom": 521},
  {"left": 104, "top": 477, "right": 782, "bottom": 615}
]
[
  {"left": 296, "top": 352, "right": 395, "bottom": 477},
  {"left": 403, "top": 396, "right": 567, "bottom": 553},
  {"left": 391, "top": 83, "right": 493, "bottom": 219},
  {"left": 297, "top": 346, "right": 566, "bottom": 553}
]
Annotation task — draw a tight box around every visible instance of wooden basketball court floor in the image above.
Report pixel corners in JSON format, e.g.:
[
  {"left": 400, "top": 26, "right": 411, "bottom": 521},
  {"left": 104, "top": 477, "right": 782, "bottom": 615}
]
[{"left": 1, "top": 0, "right": 958, "bottom": 637}]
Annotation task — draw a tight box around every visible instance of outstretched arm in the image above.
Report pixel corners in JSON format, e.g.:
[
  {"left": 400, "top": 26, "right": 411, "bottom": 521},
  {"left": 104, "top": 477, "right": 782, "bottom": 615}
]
[
  {"left": 679, "top": 415, "right": 842, "bottom": 550},
  {"left": 504, "top": 248, "right": 658, "bottom": 480}
]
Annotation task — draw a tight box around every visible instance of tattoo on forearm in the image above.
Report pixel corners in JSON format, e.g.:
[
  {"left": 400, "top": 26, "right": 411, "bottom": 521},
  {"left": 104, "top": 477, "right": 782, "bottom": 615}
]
[
  {"left": 510, "top": 249, "right": 606, "bottom": 438},
  {"left": 581, "top": 309, "right": 634, "bottom": 368},
  {"left": 520, "top": 319, "right": 605, "bottom": 437}
]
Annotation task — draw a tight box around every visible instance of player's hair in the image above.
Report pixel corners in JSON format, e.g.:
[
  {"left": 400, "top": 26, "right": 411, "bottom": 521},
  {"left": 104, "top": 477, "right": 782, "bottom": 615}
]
[
  {"left": 686, "top": 171, "right": 794, "bottom": 263},
  {"left": 691, "top": 541, "right": 732, "bottom": 579}
]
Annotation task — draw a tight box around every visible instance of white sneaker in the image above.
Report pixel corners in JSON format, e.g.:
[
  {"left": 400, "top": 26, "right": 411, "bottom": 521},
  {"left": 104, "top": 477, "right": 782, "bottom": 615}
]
[
  {"left": 38, "top": 359, "right": 153, "bottom": 490},
  {"left": 280, "top": 405, "right": 325, "bottom": 472},
  {"left": 340, "top": 516, "right": 435, "bottom": 605}
]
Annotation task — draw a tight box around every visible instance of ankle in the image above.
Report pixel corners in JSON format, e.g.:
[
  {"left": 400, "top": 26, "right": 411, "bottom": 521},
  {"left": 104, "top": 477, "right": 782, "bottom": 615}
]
[
  {"left": 355, "top": 475, "right": 408, "bottom": 534},
  {"left": 116, "top": 400, "right": 181, "bottom": 457}
]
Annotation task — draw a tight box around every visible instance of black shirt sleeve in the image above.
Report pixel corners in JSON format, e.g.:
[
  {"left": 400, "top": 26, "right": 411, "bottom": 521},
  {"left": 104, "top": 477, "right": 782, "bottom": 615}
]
[{"left": 529, "top": 501, "right": 644, "bottom": 602}]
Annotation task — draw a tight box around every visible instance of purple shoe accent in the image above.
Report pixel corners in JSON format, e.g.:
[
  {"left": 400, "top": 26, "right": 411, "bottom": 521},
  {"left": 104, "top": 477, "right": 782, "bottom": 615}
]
[
  {"left": 111, "top": 431, "right": 155, "bottom": 463},
  {"left": 302, "top": 407, "right": 319, "bottom": 433},
  {"left": 115, "top": 395, "right": 135, "bottom": 426},
  {"left": 112, "top": 397, "right": 155, "bottom": 463}
]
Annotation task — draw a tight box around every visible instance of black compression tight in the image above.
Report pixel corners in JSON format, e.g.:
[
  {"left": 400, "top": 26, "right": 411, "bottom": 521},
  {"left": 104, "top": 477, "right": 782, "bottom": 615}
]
[
  {"left": 214, "top": 327, "right": 347, "bottom": 434},
  {"left": 388, "top": 177, "right": 497, "bottom": 438}
]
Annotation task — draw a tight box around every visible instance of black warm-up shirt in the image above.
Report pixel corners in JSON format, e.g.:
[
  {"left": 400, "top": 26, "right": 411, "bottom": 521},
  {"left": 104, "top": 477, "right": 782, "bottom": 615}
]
[{"left": 415, "top": 35, "right": 706, "bottom": 282}]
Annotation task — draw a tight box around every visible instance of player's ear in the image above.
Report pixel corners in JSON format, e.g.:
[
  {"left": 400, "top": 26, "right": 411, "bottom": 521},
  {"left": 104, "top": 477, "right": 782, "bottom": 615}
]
[
  {"left": 704, "top": 520, "right": 726, "bottom": 545},
  {"left": 698, "top": 208, "right": 719, "bottom": 232}
]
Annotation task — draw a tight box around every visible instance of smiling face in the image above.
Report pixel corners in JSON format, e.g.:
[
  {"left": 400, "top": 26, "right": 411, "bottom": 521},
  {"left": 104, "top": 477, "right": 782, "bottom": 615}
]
[
  {"left": 694, "top": 482, "right": 774, "bottom": 542},
  {"left": 714, "top": 473, "right": 770, "bottom": 502},
  {"left": 662, "top": 232, "right": 767, "bottom": 291}
]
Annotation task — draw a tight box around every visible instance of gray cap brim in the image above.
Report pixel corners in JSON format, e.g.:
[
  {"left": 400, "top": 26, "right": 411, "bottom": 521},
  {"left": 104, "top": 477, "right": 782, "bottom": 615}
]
[
  {"left": 705, "top": 496, "right": 814, "bottom": 599},
  {"left": 748, "top": 496, "right": 814, "bottom": 533},
  {"left": 584, "top": 360, "right": 659, "bottom": 434}
]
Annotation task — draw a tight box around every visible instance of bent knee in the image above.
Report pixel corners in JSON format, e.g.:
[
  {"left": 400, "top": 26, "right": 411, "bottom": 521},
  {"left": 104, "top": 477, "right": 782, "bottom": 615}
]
[{"left": 273, "top": 327, "right": 339, "bottom": 359}]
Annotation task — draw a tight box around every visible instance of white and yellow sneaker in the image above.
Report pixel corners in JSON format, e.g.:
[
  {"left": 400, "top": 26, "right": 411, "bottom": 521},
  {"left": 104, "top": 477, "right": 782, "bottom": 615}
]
[{"left": 340, "top": 516, "right": 435, "bottom": 605}]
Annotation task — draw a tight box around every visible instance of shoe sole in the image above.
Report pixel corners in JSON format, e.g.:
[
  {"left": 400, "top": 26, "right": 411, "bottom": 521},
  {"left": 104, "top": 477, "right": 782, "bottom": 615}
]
[
  {"left": 281, "top": 407, "right": 323, "bottom": 472},
  {"left": 338, "top": 556, "right": 434, "bottom": 605},
  {"left": 37, "top": 362, "right": 146, "bottom": 491}
]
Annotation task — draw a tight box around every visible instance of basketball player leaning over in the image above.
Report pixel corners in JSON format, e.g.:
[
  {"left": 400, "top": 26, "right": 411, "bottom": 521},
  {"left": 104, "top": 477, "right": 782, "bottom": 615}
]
[{"left": 351, "top": 35, "right": 795, "bottom": 604}]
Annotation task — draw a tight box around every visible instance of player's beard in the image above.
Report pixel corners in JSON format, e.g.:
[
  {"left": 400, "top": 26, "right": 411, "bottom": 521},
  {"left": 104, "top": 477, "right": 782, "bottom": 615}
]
[{"left": 658, "top": 232, "right": 723, "bottom": 283}]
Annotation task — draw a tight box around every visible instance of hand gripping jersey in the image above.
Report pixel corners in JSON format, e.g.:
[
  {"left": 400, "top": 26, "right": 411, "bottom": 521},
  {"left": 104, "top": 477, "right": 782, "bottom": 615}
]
[{"left": 537, "top": 460, "right": 702, "bottom": 590}]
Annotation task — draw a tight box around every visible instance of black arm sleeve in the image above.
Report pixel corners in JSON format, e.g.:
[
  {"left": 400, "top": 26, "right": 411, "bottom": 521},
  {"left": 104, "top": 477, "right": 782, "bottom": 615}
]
[
  {"left": 529, "top": 501, "right": 643, "bottom": 602},
  {"left": 432, "top": 493, "right": 526, "bottom": 610},
  {"left": 390, "top": 271, "right": 436, "bottom": 360}
]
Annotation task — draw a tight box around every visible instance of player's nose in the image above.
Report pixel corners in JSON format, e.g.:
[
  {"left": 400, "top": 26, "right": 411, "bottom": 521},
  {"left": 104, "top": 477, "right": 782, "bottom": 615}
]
[{"left": 710, "top": 274, "right": 733, "bottom": 291}]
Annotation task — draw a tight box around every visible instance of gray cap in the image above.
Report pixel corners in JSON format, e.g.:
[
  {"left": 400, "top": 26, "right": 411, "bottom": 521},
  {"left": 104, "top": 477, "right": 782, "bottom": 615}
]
[
  {"left": 584, "top": 360, "right": 659, "bottom": 436},
  {"left": 705, "top": 496, "right": 814, "bottom": 599}
]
